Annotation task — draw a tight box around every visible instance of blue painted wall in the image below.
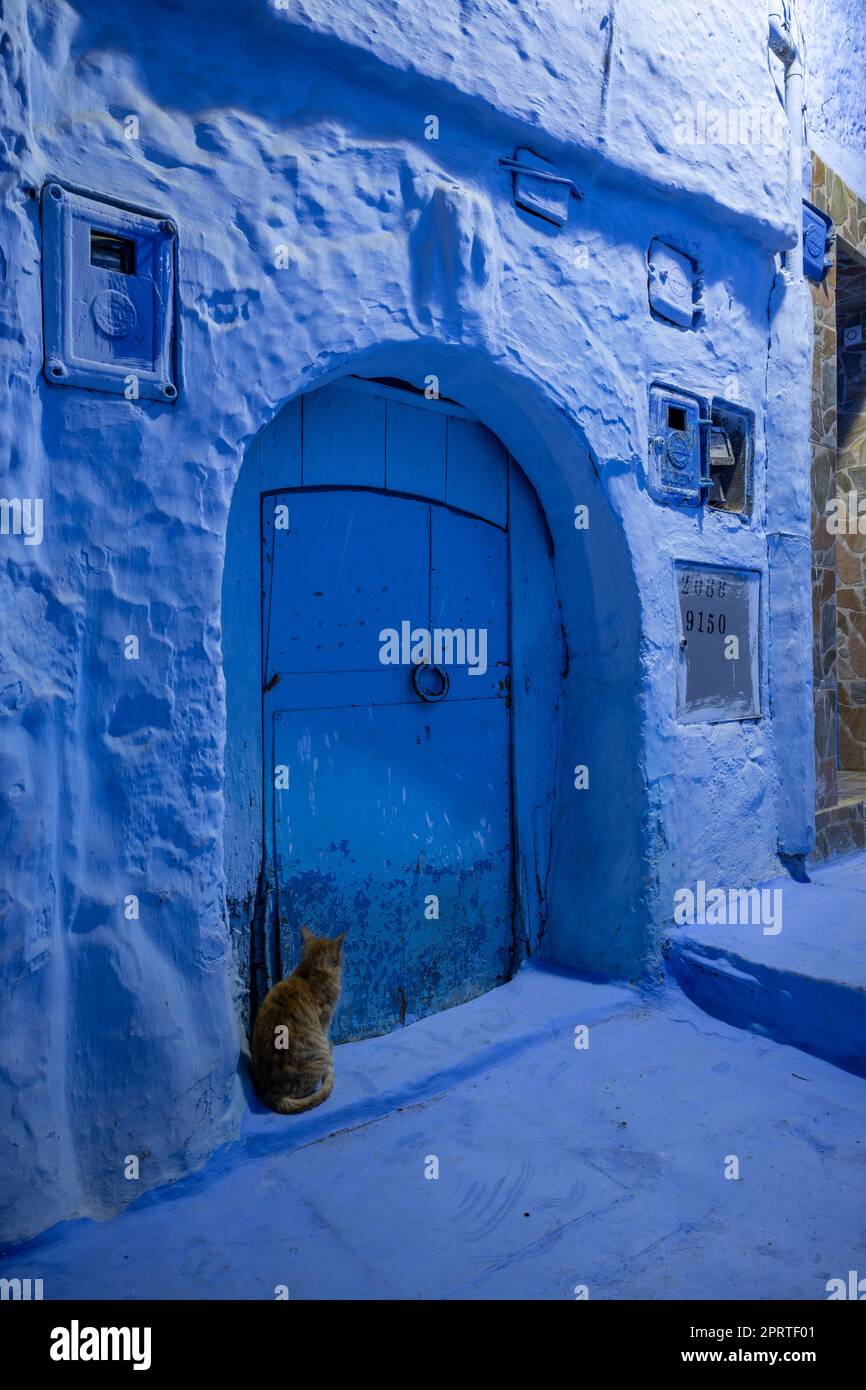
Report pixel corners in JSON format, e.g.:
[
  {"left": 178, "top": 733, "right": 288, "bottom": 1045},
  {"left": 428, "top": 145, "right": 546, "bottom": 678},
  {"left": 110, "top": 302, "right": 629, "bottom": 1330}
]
[
  {"left": 0, "top": 0, "right": 829, "bottom": 1242},
  {"left": 801, "top": 0, "right": 866, "bottom": 200}
]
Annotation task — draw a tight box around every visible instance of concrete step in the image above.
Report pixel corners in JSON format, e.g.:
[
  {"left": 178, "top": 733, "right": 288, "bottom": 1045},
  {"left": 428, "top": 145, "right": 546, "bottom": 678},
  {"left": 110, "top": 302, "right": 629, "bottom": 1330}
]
[{"left": 667, "top": 851, "right": 866, "bottom": 1077}]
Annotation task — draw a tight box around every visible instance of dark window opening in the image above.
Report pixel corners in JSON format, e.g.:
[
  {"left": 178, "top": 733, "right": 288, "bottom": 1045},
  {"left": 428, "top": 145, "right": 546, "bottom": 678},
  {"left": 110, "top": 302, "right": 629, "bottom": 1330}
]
[
  {"left": 90, "top": 230, "right": 136, "bottom": 275},
  {"left": 837, "top": 241, "right": 866, "bottom": 455},
  {"left": 706, "top": 402, "right": 753, "bottom": 516},
  {"left": 667, "top": 405, "right": 687, "bottom": 432}
]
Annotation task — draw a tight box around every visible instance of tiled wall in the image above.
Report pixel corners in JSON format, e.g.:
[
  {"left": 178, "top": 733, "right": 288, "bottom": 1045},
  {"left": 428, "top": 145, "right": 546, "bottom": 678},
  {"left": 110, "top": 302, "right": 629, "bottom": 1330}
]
[
  {"left": 810, "top": 156, "right": 839, "bottom": 811},
  {"left": 810, "top": 155, "right": 866, "bottom": 858},
  {"left": 835, "top": 251, "right": 866, "bottom": 768}
]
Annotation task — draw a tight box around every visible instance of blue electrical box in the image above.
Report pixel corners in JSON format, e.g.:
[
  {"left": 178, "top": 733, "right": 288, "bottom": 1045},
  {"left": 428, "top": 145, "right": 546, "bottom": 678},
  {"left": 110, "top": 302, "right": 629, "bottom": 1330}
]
[
  {"left": 41, "top": 183, "right": 177, "bottom": 401},
  {"left": 802, "top": 199, "right": 833, "bottom": 282},
  {"left": 510, "top": 148, "right": 570, "bottom": 227},
  {"left": 647, "top": 239, "right": 701, "bottom": 329},
  {"left": 648, "top": 383, "right": 707, "bottom": 506},
  {"left": 675, "top": 562, "right": 761, "bottom": 723}
]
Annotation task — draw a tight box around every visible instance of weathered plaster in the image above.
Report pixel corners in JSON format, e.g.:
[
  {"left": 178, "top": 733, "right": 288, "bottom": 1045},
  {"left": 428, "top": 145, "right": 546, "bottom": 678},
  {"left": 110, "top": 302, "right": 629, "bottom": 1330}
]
[{"left": 0, "top": 0, "right": 816, "bottom": 1242}]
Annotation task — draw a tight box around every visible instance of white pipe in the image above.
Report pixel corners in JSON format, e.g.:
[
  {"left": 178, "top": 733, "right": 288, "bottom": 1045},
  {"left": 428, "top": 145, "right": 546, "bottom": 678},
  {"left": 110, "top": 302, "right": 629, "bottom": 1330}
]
[{"left": 769, "top": 3, "right": 805, "bottom": 273}]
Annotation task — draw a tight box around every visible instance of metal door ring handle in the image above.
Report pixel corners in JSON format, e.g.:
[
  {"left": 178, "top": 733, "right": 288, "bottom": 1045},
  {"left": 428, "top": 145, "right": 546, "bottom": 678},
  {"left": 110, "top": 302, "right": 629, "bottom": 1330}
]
[{"left": 412, "top": 662, "right": 450, "bottom": 702}]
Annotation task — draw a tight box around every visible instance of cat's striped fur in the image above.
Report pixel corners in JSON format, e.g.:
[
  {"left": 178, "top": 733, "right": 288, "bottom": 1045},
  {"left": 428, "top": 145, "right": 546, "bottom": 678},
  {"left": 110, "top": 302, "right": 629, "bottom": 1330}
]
[{"left": 251, "top": 926, "right": 344, "bottom": 1114}]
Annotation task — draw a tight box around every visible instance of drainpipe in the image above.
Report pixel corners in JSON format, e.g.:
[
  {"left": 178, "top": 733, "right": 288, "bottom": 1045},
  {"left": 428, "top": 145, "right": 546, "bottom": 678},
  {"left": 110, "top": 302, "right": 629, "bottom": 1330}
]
[
  {"left": 768, "top": 2, "right": 805, "bottom": 273},
  {"left": 765, "top": 1, "right": 814, "bottom": 863}
]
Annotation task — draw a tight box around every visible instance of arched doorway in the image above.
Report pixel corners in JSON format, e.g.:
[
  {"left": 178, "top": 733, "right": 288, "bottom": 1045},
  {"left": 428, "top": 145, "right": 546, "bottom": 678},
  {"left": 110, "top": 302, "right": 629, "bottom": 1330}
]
[{"left": 224, "top": 374, "right": 563, "bottom": 1042}]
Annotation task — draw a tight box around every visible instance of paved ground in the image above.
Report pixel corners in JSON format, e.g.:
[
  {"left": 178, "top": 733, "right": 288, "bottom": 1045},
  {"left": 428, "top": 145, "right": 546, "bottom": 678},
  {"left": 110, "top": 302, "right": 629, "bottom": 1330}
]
[{"left": 3, "top": 850, "right": 866, "bottom": 1300}]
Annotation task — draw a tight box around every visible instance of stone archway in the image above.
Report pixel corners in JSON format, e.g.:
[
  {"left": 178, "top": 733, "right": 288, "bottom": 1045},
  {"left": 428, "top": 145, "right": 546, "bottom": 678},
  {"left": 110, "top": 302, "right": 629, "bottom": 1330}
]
[{"left": 222, "top": 351, "right": 647, "bottom": 1040}]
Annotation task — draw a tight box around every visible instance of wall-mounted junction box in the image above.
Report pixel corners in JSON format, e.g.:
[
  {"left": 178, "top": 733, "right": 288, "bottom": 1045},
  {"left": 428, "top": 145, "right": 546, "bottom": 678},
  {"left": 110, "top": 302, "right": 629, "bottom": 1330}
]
[
  {"left": 500, "top": 148, "right": 580, "bottom": 228},
  {"left": 648, "top": 383, "right": 753, "bottom": 515},
  {"left": 647, "top": 240, "right": 702, "bottom": 329},
  {"left": 705, "top": 399, "right": 754, "bottom": 514},
  {"left": 649, "top": 383, "right": 705, "bottom": 505},
  {"left": 675, "top": 561, "right": 761, "bottom": 723},
  {"left": 802, "top": 198, "right": 833, "bottom": 283},
  {"left": 41, "top": 183, "right": 177, "bottom": 401}
]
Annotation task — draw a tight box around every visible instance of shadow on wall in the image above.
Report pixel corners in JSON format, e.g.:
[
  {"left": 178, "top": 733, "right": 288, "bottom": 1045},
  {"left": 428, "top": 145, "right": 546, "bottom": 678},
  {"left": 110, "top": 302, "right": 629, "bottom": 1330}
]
[{"left": 222, "top": 342, "right": 647, "bottom": 1041}]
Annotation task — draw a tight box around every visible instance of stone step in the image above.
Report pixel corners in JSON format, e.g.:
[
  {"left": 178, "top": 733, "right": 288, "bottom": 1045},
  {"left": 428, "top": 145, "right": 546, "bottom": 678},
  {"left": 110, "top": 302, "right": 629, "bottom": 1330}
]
[{"left": 667, "top": 852, "right": 866, "bottom": 1076}]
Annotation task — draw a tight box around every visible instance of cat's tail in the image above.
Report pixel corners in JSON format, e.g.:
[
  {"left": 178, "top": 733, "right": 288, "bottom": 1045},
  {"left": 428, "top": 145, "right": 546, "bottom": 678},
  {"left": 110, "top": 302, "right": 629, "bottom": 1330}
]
[{"left": 265, "top": 1055, "right": 334, "bottom": 1115}]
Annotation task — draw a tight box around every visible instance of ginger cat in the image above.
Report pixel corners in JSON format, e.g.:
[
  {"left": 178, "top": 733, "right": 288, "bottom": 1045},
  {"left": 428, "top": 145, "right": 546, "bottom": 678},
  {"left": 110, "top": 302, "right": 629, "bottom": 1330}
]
[{"left": 251, "top": 926, "right": 344, "bottom": 1114}]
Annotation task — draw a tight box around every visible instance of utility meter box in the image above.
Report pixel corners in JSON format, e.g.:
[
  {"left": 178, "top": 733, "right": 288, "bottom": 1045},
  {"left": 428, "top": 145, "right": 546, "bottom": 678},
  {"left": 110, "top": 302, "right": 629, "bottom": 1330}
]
[
  {"left": 648, "top": 384, "right": 754, "bottom": 515},
  {"left": 648, "top": 384, "right": 707, "bottom": 506},
  {"left": 511, "top": 148, "right": 570, "bottom": 227},
  {"left": 41, "top": 183, "right": 177, "bottom": 401},
  {"left": 675, "top": 562, "right": 761, "bottom": 722},
  {"left": 802, "top": 198, "right": 833, "bottom": 283},
  {"left": 707, "top": 399, "right": 754, "bottom": 514},
  {"left": 647, "top": 239, "right": 700, "bottom": 328}
]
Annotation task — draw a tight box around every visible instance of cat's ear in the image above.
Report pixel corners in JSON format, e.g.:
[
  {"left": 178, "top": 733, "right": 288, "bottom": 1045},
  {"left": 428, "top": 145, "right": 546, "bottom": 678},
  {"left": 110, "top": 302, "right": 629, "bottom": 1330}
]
[
  {"left": 332, "top": 933, "right": 345, "bottom": 958},
  {"left": 300, "top": 924, "right": 314, "bottom": 944}
]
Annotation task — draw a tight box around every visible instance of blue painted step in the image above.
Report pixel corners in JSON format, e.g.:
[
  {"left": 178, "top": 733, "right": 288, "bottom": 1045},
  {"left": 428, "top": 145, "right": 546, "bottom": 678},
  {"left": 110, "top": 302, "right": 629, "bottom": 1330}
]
[{"left": 666, "top": 857, "right": 866, "bottom": 1077}]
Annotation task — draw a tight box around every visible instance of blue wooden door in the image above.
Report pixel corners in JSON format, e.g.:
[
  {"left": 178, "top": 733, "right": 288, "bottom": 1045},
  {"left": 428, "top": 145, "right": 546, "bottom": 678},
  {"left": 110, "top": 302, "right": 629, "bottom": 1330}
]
[{"left": 262, "top": 470, "right": 513, "bottom": 1041}]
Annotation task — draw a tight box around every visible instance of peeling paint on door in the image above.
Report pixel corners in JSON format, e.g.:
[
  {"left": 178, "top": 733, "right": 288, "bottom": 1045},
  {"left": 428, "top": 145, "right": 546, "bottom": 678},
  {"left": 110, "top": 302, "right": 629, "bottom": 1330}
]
[{"left": 261, "top": 411, "right": 514, "bottom": 1040}]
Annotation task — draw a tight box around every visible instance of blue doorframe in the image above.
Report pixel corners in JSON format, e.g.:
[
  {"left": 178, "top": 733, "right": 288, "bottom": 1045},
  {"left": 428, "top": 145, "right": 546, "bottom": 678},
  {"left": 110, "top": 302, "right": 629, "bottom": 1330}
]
[{"left": 224, "top": 376, "right": 563, "bottom": 1040}]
